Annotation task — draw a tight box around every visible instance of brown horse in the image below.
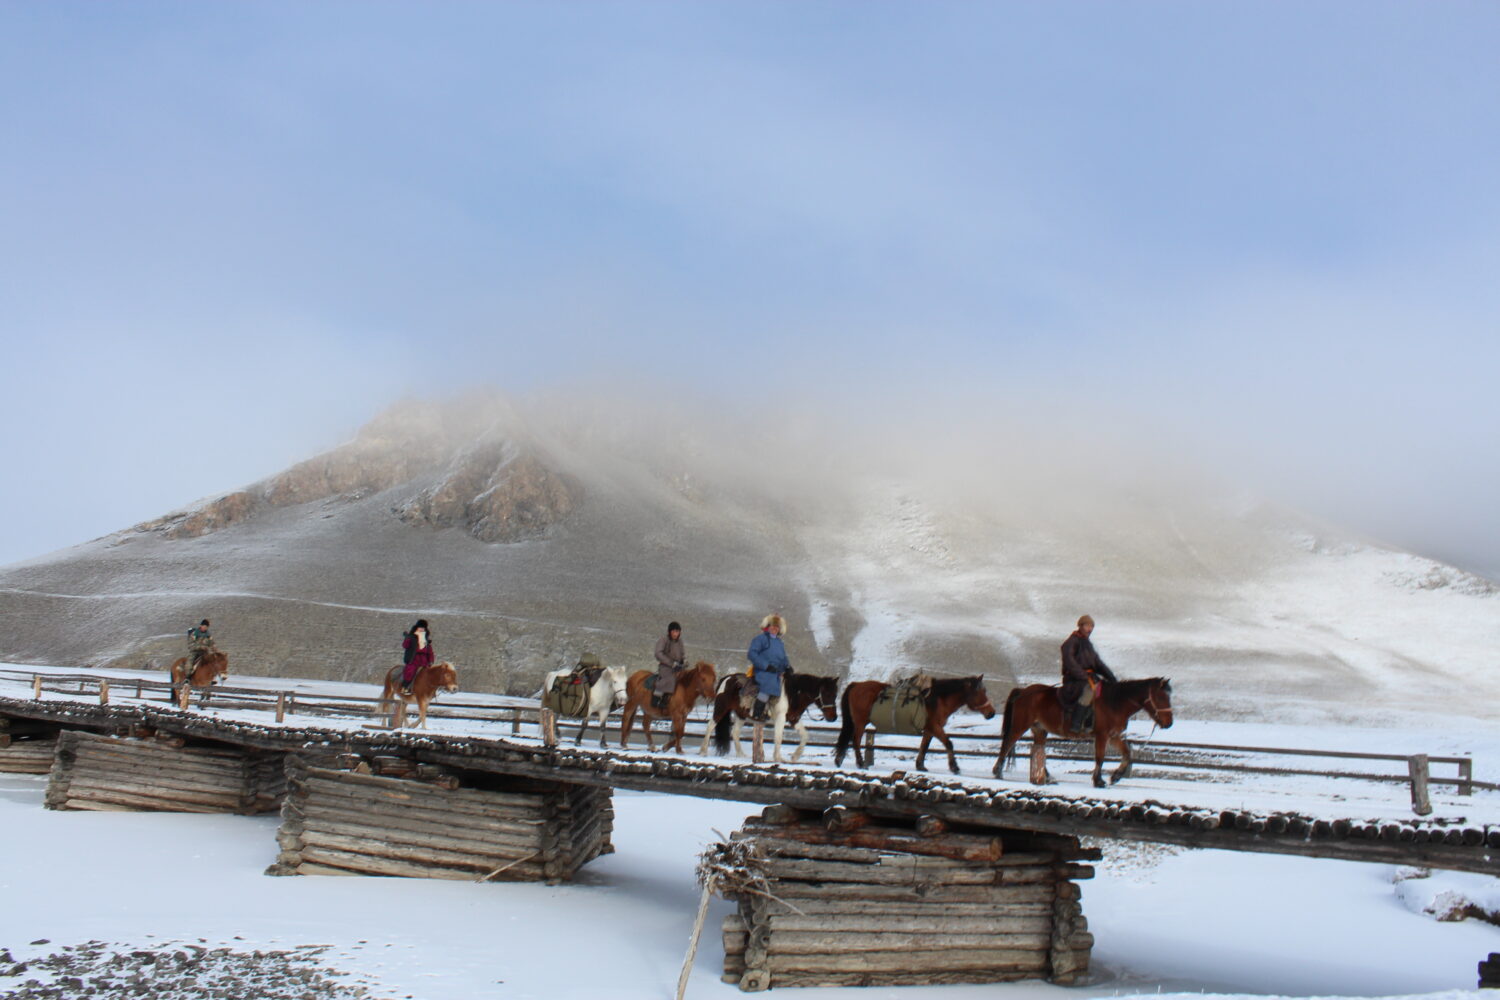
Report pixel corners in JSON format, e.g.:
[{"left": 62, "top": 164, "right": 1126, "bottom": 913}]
[
  {"left": 699, "top": 672, "right": 839, "bottom": 764},
  {"left": 620, "top": 661, "right": 717, "bottom": 753},
  {"left": 377, "top": 661, "right": 460, "bottom": 729},
  {"left": 994, "top": 677, "right": 1174, "bottom": 787},
  {"left": 168, "top": 650, "right": 229, "bottom": 706},
  {"left": 835, "top": 676, "right": 996, "bottom": 774}
]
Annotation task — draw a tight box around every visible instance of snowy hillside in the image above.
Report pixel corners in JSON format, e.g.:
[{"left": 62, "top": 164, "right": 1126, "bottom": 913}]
[{"left": 0, "top": 393, "right": 1494, "bottom": 725}]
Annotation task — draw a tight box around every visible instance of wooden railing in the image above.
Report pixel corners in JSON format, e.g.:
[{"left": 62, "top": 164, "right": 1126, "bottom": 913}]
[{"left": 1, "top": 668, "right": 1489, "bottom": 815}]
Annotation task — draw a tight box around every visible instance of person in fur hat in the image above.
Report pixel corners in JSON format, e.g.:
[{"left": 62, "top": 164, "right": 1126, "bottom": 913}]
[
  {"left": 746, "top": 614, "right": 791, "bottom": 721},
  {"left": 1060, "top": 614, "right": 1117, "bottom": 733}
]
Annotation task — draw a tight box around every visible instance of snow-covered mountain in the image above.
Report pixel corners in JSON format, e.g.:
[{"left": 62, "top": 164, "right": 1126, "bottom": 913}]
[{"left": 0, "top": 391, "right": 1493, "bottom": 721}]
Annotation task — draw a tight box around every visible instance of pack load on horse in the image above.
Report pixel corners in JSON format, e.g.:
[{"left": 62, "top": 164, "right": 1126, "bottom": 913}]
[
  {"left": 650, "top": 622, "right": 687, "bottom": 710},
  {"left": 399, "top": 619, "right": 435, "bottom": 696},
  {"left": 864, "top": 673, "right": 933, "bottom": 735},
  {"left": 836, "top": 675, "right": 996, "bottom": 774},
  {"left": 377, "top": 660, "right": 459, "bottom": 729},
  {"left": 620, "top": 660, "right": 717, "bottom": 753},
  {"left": 994, "top": 675, "right": 1174, "bottom": 787},
  {"left": 544, "top": 653, "right": 603, "bottom": 718},
  {"left": 540, "top": 657, "right": 630, "bottom": 747},
  {"left": 169, "top": 619, "right": 228, "bottom": 705},
  {"left": 744, "top": 614, "right": 791, "bottom": 722},
  {"left": 700, "top": 671, "right": 839, "bottom": 765},
  {"left": 1058, "top": 615, "right": 1116, "bottom": 733}
]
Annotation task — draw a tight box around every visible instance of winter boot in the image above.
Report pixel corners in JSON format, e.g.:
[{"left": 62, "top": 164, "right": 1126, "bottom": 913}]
[
  {"left": 651, "top": 692, "right": 669, "bottom": 710},
  {"left": 751, "top": 696, "right": 770, "bottom": 722}
]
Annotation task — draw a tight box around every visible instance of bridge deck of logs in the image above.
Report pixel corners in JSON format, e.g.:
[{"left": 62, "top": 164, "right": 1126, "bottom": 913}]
[{"left": 2, "top": 694, "right": 1496, "bottom": 876}]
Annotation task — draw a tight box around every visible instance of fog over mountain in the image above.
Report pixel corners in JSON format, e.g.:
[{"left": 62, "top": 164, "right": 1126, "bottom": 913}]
[{"left": 0, "top": 390, "right": 1493, "bottom": 724}]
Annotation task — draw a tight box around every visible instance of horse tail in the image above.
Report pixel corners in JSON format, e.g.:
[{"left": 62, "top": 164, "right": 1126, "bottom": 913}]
[
  {"left": 713, "top": 695, "right": 735, "bottom": 755},
  {"left": 834, "top": 686, "right": 855, "bottom": 766},
  {"left": 1000, "top": 688, "right": 1021, "bottom": 767}
]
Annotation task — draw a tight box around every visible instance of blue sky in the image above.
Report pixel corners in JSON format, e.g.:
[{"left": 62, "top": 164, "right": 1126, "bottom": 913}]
[{"left": 1, "top": 3, "right": 1497, "bottom": 576}]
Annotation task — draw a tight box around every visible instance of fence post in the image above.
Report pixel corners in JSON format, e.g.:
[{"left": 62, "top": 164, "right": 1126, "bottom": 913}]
[
  {"left": 178, "top": 684, "right": 190, "bottom": 711},
  {"left": 99, "top": 679, "right": 109, "bottom": 706},
  {"left": 393, "top": 699, "right": 406, "bottom": 729},
  {"left": 276, "top": 692, "right": 287, "bottom": 724},
  {"left": 32, "top": 675, "right": 42, "bottom": 700},
  {"left": 1408, "top": 754, "right": 1433, "bottom": 816},
  {"left": 511, "top": 708, "right": 521, "bottom": 735},
  {"left": 135, "top": 681, "right": 143, "bottom": 700},
  {"left": 864, "top": 730, "right": 876, "bottom": 766},
  {"left": 540, "top": 707, "right": 558, "bottom": 747},
  {"left": 1458, "top": 757, "right": 1474, "bottom": 797}
]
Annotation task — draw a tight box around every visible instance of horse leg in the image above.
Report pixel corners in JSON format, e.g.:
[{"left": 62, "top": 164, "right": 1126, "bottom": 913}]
[
  {"left": 939, "top": 729, "right": 961, "bottom": 775},
  {"left": 730, "top": 715, "right": 744, "bottom": 757},
  {"left": 1029, "top": 730, "right": 1049, "bottom": 785},
  {"left": 597, "top": 708, "right": 610, "bottom": 749},
  {"left": 1109, "top": 735, "right": 1133, "bottom": 785},
  {"left": 915, "top": 734, "right": 931, "bottom": 772},
  {"left": 574, "top": 712, "right": 590, "bottom": 746},
  {"left": 791, "top": 718, "right": 808, "bottom": 764},
  {"left": 1093, "top": 731, "right": 1108, "bottom": 788},
  {"left": 640, "top": 707, "right": 656, "bottom": 752},
  {"left": 772, "top": 705, "right": 787, "bottom": 765}
]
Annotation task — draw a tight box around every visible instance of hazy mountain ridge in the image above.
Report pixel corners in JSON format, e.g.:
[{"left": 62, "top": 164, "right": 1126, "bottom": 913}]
[{"left": 0, "top": 393, "right": 1494, "bottom": 722}]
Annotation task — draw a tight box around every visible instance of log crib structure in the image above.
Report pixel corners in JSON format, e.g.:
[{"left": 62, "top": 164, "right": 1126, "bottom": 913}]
[{"left": 714, "top": 805, "right": 1095, "bottom": 990}]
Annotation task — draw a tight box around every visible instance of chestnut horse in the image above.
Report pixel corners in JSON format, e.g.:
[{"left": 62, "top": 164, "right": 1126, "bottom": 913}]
[
  {"left": 377, "top": 661, "right": 460, "bottom": 729},
  {"left": 993, "top": 677, "right": 1174, "bottom": 787},
  {"left": 699, "top": 672, "right": 839, "bottom": 764},
  {"left": 620, "top": 661, "right": 717, "bottom": 753},
  {"left": 168, "top": 650, "right": 229, "bottom": 706},
  {"left": 835, "top": 676, "right": 996, "bottom": 774}
]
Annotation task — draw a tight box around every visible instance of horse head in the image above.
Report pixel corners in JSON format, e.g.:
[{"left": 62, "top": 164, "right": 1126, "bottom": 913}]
[
  {"left": 431, "top": 662, "right": 460, "bottom": 694},
  {"left": 1143, "top": 677, "right": 1173, "bottom": 728},
  {"left": 692, "top": 661, "right": 718, "bottom": 699},
  {"left": 965, "top": 675, "right": 996, "bottom": 719},
  {"left": 813, "top": 676, "right": 839, "bottom": 722}
]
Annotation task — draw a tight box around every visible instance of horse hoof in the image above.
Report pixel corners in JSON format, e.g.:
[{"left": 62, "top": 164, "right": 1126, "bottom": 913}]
[{"left": 1093, "top": 778, "right": 1107, "bottom": 789}]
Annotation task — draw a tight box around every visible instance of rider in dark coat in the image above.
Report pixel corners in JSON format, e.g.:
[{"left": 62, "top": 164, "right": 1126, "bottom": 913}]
[
  {"left": 401, "top": 619, "right": 435, "bottom": 694},
  {"left": 747, "top": 614, "right": 790, "bottom": 722},
  {"left": 1060, "top": 614, "right": 1117, "bottom": 732},
  {"left": 186, "top": 619, "right": 215, "bottom": 668},
  {"left": 651, "top": 622, "right": 686, "bottom": 709}
]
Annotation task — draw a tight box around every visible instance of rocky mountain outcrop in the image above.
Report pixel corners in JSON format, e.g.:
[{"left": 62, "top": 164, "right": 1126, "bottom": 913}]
[{"left": 1, "top": 391, "right": 1496, "bottom": 723}]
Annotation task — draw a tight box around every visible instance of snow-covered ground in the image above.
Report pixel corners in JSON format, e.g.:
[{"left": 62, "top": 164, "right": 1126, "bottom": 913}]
[
  {"left": 0, "top": 776, "right": 1496, "bottom": 999},
  {"left": 3, "top": 662, "right": 1499, "bottom": 998}
]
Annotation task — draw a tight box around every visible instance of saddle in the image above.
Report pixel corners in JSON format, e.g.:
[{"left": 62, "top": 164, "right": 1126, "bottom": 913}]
[{"left": 869, "top": 675, "right": 930, "bottom": 736}]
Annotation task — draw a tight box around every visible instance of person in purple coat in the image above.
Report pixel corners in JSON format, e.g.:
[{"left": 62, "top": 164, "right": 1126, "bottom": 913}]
[{"left": 400, "top": 619, "right": 435, "bottom": 695}]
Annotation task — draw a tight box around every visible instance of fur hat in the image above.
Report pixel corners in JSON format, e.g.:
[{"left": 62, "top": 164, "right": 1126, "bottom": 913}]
[
  {"left": 1077, "top": 614, "right": 1094, "bottom": 628},
  {"left": 760, "top": 614, "right": 788, "bottom": 634}
]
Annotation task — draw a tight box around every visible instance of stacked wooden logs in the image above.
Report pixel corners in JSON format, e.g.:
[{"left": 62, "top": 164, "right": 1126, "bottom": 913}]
[
  {"left": 719, "top": 805, "right": 1097, "bottom": 991},
  {"left": 1480, "top": 951, "right": 1500, "bottom": 988},
  {"left": 0, "top": 716, "right": 58, "bottom": 774},
  {"left": 269, "top": 753, "right": 614, "bottom": 883},
  {"left": 44, "top": 729, "right": 286, "bottom": 814}
]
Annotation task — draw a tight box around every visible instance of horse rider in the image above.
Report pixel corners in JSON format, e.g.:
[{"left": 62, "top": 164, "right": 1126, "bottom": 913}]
[
  {"left": 651, "top": 621, "right": 686, "bottom": 709},
  {"left": 400, "top": 619, "right": 435, "bottom": 696},
  {"left": 570, "top": 652, "right": 605, "bottom": 687},
  {"left": 186, "top": 619, "right": 216, "bottom": 670},
  {"left": 746, "top": 614, "right": 790, "bottom": 722},
  {"left": 1060, "top": 614, "right": 1117, "bottom": 733}
]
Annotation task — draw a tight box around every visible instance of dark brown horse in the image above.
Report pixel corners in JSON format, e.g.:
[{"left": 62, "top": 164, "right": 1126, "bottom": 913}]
[
  {"left": 994, "top": 677, "right": 1174, "bottom": 787},
  {"left": 835, "top": 676, "right": 996, "bottom": 774},
  {"left": 377, "top": 661, "right": 460, "bottom": 729},
  {"left": 168, "top": 650, "right": 229, "bottom": 706},
  {"left": 699, "top": 672, "right": 839, "bottom": 764},
  {"left": 620, "top": 661, "right": 717, "bottom": 753}
]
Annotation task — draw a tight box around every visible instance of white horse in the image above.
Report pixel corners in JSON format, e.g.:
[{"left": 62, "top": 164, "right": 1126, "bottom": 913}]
[
  {"left": 539, "top": 666, "right": 629, "bottom": 747},
  {"left": 698, "top": 673, "right": 839, "bottom": 765}
]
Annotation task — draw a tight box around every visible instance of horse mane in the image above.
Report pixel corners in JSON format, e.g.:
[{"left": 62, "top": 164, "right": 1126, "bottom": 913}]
[
  {"left": 1101, "top": 677, "right": 1167, "bottom": 707},
  {"left": 927, "top": 675, "right": 979, "bottom": 701}
]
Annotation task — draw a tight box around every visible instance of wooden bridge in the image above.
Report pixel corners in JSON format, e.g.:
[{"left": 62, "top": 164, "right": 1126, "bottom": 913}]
[{"left": 1, "top": 668, "right": 1496, "bottom": 877}]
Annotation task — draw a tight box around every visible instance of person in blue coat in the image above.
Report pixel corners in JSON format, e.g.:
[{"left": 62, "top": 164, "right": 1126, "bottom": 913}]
[{"left": 747, "top": 614, "right": 791, "bottom": 722}]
